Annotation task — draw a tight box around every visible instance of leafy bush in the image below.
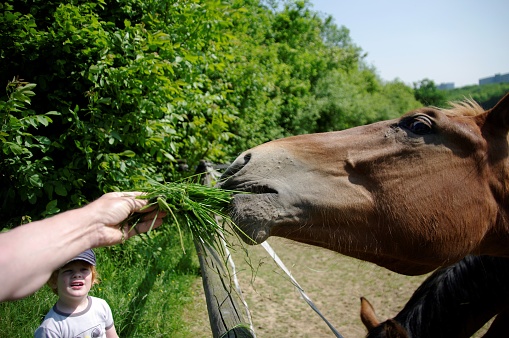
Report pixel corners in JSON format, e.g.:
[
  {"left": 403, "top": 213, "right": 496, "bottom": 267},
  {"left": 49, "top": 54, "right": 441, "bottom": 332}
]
[
  {"left": 1, "top": 0, "right": 237, "bottom": 224},
  {"left": 0, "top": 78, "right": 62, "bottom": 221}
]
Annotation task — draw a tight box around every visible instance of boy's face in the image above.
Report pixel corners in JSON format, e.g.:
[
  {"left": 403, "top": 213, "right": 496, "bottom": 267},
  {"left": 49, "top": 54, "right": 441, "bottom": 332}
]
[{"left": 57, "top": 260, "right": 93, "bottom": 300}]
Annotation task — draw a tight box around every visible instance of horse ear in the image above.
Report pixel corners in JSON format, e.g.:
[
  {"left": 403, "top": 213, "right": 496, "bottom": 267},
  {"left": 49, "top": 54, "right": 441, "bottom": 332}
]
[
  {"left": 485, "top": 93, "right": 509, "bottom": 133},
  {"left": 360, "top": 297, "right": 380, "bottom": 330}
]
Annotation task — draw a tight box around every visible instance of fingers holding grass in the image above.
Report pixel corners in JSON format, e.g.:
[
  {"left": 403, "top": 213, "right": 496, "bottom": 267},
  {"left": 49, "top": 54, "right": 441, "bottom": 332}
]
[
  {"left": 132, "top": 178, "right": 249, "bottom": 253},
  {"left": 126, "top": 209, "right": 166, "bottom": 239}
]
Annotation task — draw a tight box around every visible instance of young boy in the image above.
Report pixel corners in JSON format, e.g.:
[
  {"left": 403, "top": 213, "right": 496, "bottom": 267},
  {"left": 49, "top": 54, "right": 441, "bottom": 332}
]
[{"left": 34, "top": 249, "right": 119, "bottom": 338}]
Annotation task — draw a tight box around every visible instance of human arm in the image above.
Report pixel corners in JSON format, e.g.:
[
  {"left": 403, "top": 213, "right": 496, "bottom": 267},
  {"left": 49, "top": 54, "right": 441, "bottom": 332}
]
[
  {"left": 106, "top": 325, "right": 119, "bottom": 338},
  {"left": 103, "top": 297, "right": 119, "bottom": 338},
  {"left": 0, "top": 192, "right": 165, "bottom": 302}
]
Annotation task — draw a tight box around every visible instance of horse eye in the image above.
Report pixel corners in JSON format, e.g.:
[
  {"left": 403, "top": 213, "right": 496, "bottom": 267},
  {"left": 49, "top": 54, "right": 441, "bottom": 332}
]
[{"left": 406, "top": 116, "right": 433, "bottom": 135}]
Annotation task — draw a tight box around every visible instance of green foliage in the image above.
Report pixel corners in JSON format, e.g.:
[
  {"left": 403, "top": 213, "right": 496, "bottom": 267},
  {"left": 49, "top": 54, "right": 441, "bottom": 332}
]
[
  {"left": 223, "top": 0, "right": 419, "bottom": 151},
  {"left": 1, "top": 0, "right": 237, "bottom": 224},
  {"left": 443, "top": 82, "right": 509, "bottom": 109},
  {"left": 314, "top": 70, "right": 420, "bottom": 132},
  {"left": 413, "top": 78, "right": 447, "bottom": 107},
  {"left": 1, "top": 0, "right": 420, "bottom": 225},
  {"left": 0, "top": 78, "right": 62, "bottom": 220}
]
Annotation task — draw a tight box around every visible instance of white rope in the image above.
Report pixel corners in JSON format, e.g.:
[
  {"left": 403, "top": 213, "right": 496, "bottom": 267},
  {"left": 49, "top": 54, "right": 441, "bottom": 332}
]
[
  {"left": 206, "top": 163, "right": 339, "bottom": 336},
  {"left": 261, "top": 241, "right": 344, "bottom": 338},
  {"left": 220, "top": 232, "right": 257, "bottom": 337}
]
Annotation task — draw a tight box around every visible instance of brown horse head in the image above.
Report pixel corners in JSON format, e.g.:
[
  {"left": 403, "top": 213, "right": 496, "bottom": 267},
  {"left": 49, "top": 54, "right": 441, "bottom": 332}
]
[
  {"left": 360, "top": 297, "right": 408, "bottom": 338},
  {"left": 360, "top": 255, "right": 509, "bottom": 337},
  {"left": 220, "top": 93, "right": 509, "bottom": 275}
]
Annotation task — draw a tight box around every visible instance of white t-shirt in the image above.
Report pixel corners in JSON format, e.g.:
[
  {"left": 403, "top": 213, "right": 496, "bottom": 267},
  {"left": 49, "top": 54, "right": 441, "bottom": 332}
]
[{"left": 34, "top": 296, "right": 114, "bottom": 338}]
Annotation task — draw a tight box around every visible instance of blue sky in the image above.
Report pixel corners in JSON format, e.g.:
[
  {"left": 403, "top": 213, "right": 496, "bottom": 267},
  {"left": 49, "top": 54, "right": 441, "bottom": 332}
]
[{"left": 309, "top": 0, "right": 509, "bottom": 87}]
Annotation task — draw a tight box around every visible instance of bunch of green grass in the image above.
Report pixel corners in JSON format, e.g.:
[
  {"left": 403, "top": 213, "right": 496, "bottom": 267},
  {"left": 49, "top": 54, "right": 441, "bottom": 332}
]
[{"left": 134, "top": 178, "right": 246, "bottom": 253}]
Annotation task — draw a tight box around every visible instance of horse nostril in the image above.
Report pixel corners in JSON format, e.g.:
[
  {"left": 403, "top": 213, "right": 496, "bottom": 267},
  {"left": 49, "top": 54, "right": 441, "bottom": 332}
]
[
  {"left": 221, "top": 153, "right": 252, "bottom": 181},
  {"left": 242, "top": 153, "right": 251, "bottom": 165}
]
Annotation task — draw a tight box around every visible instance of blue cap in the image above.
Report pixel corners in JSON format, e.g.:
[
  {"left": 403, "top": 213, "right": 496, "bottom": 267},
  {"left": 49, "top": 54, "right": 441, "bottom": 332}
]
[{"left": 67, "top": 249, "right": 96, "bottom": 266}]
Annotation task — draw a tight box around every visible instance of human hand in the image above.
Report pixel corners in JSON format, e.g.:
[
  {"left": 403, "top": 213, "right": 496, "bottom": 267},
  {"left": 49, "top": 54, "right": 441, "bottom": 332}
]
[{"left": 84, "top": 192, "right": 166, "bottom": 247}]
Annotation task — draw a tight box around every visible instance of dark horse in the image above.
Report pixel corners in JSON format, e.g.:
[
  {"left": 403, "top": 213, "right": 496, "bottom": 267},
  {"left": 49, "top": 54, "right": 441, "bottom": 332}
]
[
  {"left": 220, "top": 93, "right": 509, "bottom": 275},
  {"left": 360, "top": 255, "right": 509, "bottom": 338}
]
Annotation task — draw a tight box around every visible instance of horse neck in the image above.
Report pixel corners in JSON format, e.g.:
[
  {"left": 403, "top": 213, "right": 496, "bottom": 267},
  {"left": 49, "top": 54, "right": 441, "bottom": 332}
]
[{"left": 480, "top": 145, "right": 509, "bottom": 255}]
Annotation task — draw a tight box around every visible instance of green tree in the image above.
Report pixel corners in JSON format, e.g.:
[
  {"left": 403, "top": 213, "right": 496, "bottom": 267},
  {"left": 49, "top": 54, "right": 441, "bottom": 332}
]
[{"left": 413, "top": 78, "right": 447, "bottom": 107}]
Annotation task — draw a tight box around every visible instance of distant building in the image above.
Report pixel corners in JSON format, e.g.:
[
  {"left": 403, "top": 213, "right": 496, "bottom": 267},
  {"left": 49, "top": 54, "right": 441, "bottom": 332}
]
[
  {"left": 437, "top": 82, "right": 455, "bottom": 90},
  {"left": 479, "top": 73, "right": 509, "bottom": 86}
]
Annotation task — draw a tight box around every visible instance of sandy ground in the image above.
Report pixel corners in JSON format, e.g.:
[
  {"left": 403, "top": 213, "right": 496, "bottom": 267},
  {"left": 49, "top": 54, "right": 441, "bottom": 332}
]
[{"left": 184, "top": 237, "right": 491, "bottom": 337}]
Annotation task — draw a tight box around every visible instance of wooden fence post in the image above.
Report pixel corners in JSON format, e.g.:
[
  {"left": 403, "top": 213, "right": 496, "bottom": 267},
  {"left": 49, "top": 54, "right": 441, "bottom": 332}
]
[{"left": 195, "top": 161, "right": 255, "bottom": 338}]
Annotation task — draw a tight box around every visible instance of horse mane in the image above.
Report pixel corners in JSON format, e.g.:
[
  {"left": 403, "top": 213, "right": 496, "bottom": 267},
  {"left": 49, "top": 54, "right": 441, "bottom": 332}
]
[
  {"left": 439, "top": 97, "right": 485, "bottom": 117},
  {"left": 368, "top": 256, "right": 509, "bottom": 337}
]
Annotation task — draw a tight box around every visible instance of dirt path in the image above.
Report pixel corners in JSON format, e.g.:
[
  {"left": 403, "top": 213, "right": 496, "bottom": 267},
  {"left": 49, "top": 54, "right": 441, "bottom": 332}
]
[{"left": 184, "top": 237, "right": 491, "bottom": 337}]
